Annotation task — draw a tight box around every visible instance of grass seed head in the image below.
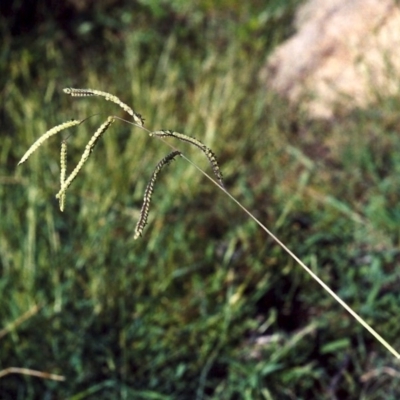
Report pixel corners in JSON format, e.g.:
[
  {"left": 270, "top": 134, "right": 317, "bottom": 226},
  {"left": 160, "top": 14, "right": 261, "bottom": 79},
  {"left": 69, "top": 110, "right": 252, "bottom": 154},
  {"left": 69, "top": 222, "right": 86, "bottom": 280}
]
[
  {"left": 59, "top": 140, "right": 68, "bottom": 212},
  {"left": 134, "top": 151, "right": 182, "bottom": 239},
  {"left": 18, "top": 119, "right": 81, "bottom": 166}
]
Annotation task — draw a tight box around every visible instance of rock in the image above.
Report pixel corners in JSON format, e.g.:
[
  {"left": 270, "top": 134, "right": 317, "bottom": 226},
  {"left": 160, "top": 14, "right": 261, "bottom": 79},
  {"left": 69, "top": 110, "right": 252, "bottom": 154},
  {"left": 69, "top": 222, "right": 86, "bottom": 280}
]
[{"left": 262, "top": 0, "right": 400, "bottom": 118}]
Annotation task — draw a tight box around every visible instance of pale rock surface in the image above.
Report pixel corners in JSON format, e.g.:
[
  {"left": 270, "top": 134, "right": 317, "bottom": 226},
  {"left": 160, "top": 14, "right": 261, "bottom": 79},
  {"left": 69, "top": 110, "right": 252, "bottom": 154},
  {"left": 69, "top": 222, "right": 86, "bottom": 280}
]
[{"left": 263, "top": 0, "right": 400, "bottom": 118}]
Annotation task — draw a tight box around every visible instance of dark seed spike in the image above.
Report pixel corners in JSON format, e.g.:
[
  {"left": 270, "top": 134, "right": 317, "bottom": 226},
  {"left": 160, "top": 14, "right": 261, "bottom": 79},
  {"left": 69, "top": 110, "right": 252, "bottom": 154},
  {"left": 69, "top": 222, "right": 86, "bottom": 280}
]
[{"left": 134, "top": 151, "right": 182, "bottom": 239}]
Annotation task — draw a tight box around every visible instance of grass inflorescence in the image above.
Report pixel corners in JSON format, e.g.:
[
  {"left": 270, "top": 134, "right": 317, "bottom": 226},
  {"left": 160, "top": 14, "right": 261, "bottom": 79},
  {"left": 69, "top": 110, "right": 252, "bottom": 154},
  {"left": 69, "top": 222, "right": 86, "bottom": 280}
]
[
  {"left": 3, "top": 3, "right": 400, "bottom": 397},
  {"left": 17, "top": 88, "right": 399, "bottom": 362},
  {"left": 59, "top": 140, "right": 67, "bottom": 212},
  {"left": 17, "top": 119, "right": 82, "bottom": 166},
  {"left": 18, "top": 89, "right": 224, "bottom": 239},
  {"left": 134, "top": 150, "right": 182, "bottom": 239}
]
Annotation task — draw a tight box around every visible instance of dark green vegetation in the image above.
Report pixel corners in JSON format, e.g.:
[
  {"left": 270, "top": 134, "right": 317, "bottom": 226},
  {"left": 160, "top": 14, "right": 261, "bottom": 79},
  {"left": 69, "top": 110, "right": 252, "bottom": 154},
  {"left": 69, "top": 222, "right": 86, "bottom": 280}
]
[{"left": 1, "top": 1, "right": 400, "bottom": 398}]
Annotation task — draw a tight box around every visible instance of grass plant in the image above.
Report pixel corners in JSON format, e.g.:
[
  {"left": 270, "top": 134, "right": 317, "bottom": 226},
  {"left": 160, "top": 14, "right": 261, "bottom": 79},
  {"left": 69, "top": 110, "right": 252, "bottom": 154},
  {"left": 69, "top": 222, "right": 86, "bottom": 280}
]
[
  {"left": 16, "top": 88, "right": 400, "bottom": 361},
  {"left": 2, "top": 2, "right": 400, "bottom": 398}
]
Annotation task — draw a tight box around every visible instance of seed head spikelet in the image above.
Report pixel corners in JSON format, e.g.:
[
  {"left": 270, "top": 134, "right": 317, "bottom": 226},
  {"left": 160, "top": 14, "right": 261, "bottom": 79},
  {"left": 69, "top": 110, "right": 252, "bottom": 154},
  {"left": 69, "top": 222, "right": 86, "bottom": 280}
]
[
  {"left": 63, "top": 88, "right": 144, "bottom": 127},
  {"left": 150, "top": 130, "right": 224, "bottom": 187},
  {"left": 18, "top": 119, "right": 81, "bottom": 166},
  {"left": 134, "top": 151, "right": 182, "bottom": 239},
  {"left": 56, "top": 116, "right": 115, "bottom": 199},
  {"left": 59, "top": 140, "right": 67, "bottom": 212}
]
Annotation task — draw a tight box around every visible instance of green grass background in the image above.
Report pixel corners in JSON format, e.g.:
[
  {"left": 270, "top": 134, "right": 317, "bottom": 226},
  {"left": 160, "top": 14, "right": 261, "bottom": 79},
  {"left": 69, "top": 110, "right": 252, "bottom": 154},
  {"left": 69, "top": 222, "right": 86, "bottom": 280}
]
[{"left": 1, "top": 0, "right": 400, "bottom": 398}]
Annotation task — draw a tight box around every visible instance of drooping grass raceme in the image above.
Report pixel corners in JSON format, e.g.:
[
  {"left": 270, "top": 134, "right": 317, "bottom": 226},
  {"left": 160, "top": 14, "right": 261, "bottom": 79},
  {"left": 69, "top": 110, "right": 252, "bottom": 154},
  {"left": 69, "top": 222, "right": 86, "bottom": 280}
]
[
  {"left": 18, "top": 119, "right": 81, "bottom": 165},
  {"left": 59, "top": 140, "right": 67, "bottom": 212},
  {"left": 134, "top": 151, "right": 182, "bottom": 240}
]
